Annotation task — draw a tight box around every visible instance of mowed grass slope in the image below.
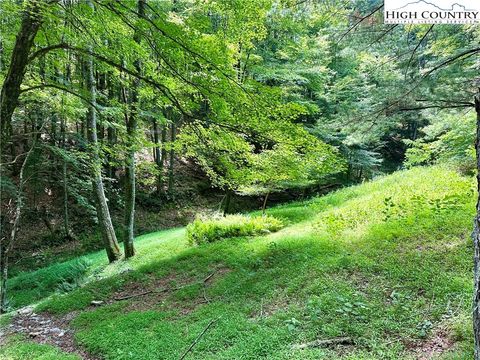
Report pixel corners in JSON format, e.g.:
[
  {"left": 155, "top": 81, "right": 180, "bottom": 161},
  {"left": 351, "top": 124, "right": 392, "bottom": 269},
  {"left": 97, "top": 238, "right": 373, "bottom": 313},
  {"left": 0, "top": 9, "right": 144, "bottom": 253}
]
[{"left": 0, "top": 166, "right": 475, "bottom": 359}]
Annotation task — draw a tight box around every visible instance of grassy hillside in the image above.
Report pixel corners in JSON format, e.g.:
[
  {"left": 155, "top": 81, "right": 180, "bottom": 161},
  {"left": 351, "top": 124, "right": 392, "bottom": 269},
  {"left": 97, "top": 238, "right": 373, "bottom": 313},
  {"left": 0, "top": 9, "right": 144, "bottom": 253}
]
[{"left": 0, "top": 166, "right": 476, "bottom": 359}]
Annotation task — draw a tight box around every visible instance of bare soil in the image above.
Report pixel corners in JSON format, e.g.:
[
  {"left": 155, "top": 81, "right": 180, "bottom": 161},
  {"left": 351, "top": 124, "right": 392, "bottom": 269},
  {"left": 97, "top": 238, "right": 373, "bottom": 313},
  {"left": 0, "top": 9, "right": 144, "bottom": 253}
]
[
  {"left": 6, "top": 306, "right": 99, "bottom": 360},
  {"left": 407, "top": 328, "right": 454, "bottom": 360}
]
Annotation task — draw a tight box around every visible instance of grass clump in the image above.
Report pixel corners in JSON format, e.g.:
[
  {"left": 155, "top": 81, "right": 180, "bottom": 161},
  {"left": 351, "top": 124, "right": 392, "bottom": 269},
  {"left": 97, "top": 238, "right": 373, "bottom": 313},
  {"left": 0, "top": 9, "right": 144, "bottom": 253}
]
[
  {"left": 7, "top": 257, "right": 92, "bottom": 309},
  {"left": 186, "top": 214, "right": 284, "bottom": 245}
]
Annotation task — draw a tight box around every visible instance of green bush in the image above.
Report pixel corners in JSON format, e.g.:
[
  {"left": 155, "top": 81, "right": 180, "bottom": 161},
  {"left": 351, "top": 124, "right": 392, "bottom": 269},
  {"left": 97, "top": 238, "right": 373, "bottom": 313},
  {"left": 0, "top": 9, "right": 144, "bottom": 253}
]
[{"left": 186, "top": 214, "right": 284, "bottom": 245}]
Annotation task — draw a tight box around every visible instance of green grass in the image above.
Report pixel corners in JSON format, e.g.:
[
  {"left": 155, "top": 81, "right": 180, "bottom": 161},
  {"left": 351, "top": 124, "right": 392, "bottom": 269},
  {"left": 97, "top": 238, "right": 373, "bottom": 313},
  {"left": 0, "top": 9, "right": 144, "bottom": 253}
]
[
  {"left": 0, "top": 166, "right": 475, "bottom": 359},
  {"left": 0, "top": 336, "right": 80, "bottom": 360}
]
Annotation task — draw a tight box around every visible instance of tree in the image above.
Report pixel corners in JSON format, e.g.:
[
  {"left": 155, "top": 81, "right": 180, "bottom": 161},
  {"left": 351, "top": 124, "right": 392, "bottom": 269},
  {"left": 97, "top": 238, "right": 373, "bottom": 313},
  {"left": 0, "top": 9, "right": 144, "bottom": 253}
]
[
  {"left": 0, "top": 135, "right": 39, "bottom": 313},
  {"left": 474, "top": 92, "right": 480, "bottom": 360},
  {"left": 240, "top": 140, "right": 345, "bottom": 213},
  {"left": 122, "top": 0, "right": 147, "bottom": 259},
  {"left": 83, "top": 0, "right": 121, "bottom": 262},
  {"left": 0, "top": 0, "right": 49, "bottom": 149}
]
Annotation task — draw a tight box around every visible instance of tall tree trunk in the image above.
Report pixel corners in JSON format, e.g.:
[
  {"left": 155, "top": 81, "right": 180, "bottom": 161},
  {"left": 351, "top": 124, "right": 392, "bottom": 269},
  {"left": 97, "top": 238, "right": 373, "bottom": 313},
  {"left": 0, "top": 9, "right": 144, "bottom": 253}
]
[
  {"left": 0, "top": 0, "right": 46, "bottom": 153},
  {"left": 60, "top": 111, "right": 70, "bottom": 239},
  {"left": 474, "top": 93, "right": 480, "bottom": 359},
  {"left": 62, "top": 160, "right": 70, "bottom": 236},
  {"left": 262, "top": 191, "right": 270, "bottom": 215},
  {"left": 160, "top": 124, "right": 167, "bottom": 193},
  {"left": 106, "top": 71, "right": 117, "bottom": 180},
  {"left": 84, "top": 0, "right": 121, "bottom": 263},
  {"left": 168, "top": 121, "right": 176, "bottom": 197},
  {"left": 0, "top": 251, "right": 7, "bottom": 313},
  {"left": 123, "top": 0, "right": 146, "bottom": 259},
  {"left": 152, "top": 119, "right": 164, "bottom": 195},
  {"left": 223, "top": 190, "right": 232, "bottom": 216},
  {"left": 123, "top": 117, "right": 136, "bottom": 257},
  {"left": 0, "top": 137, "right": 38, "bottom": 313},
  {"left": 106, "top": 126, "right": 117, "bottom": 179},
  {"left": 61, "top": 62, "right": 72, "bottom": 239}
]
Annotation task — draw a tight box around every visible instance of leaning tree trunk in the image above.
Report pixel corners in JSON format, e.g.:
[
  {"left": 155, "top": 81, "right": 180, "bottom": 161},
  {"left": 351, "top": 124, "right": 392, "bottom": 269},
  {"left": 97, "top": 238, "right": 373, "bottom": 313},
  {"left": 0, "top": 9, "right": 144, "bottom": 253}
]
[
  {"left": 262, "top": 191, "right": 270, "bottom": 215},
  {"left": 473, "top": 93, "right": 480, "bottom": 359},
  {"left": 84, "top": 0, "right": 121, "bottom": 263},
  {"left": 0, "top": 0, "right": 46, "bottom": 155}
]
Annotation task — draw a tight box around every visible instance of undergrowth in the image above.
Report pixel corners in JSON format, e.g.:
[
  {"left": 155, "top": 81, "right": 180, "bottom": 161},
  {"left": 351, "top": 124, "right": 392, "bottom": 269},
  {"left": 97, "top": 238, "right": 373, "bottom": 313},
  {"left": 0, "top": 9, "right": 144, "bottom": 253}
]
[
  {"left": 1, "top": 166, "right": 475, "bottom": 359},
  {"left": 186, "top": 214, "right": 284, "bottom": 245}
]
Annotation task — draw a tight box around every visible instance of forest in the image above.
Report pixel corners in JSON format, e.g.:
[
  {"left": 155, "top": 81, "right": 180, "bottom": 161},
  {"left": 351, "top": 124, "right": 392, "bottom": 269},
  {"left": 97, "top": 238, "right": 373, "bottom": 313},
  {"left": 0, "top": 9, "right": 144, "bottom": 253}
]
[{"left": 0, "top": 0, "right": 479, "bottom": 359}]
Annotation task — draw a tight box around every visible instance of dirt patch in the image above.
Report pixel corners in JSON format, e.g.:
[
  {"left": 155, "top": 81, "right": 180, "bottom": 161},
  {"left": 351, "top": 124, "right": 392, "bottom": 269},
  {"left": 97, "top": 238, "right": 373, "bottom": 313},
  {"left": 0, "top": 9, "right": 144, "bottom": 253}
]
[
  {"left": 407, "top": 328, "right": 454, "bottom": 360},
  {"left": 3, "top": 267, "right": 231, "bottom": 358},
  {"left": 251, "top": 296, "right": 301, "bottom": 319},
  {"left": 110, "top": 272, "right": 187, "bottom": 311},
  {"left": 5, "top": 306, "right": 99, "bottom": 360},
  {"left": 109, "top": 267, "right": 231, "bottom": 313}
]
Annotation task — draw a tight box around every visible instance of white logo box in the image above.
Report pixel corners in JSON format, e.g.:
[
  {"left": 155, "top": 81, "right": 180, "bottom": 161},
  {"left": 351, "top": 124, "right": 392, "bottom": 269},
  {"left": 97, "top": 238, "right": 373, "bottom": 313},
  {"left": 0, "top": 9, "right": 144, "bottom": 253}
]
[{"left": 384, "top": 0, "right": 480, "bottom": 24}]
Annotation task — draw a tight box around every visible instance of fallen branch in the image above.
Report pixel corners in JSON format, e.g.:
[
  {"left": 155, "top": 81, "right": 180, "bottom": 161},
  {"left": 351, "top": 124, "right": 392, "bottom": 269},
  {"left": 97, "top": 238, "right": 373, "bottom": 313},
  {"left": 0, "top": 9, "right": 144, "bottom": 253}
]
[
  {"left": 114, "top": 290, "right": 155, "bottom": 301},
  {"left": 203, "top": 272, "right": 215, "bottom": 283},
  {"left": 179, "top": 317, "right": 220, "bottom": 360},
  {"left": 114, "top": 286, "right": 185, "bottom": 301},
  {"left": 202, "top": 288, "right": 210, "bottom": 304},
  {"left": 114, "top": 271, "right": 217, "bottom": 301},
  {"left": 291, "top": 337, "right": 353, "bottom": 350}
]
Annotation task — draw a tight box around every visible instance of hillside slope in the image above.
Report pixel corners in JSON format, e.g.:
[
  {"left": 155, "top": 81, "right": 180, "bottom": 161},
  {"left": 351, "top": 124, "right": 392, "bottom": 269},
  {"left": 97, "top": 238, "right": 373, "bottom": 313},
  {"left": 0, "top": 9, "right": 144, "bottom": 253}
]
[{"left": 0, "top": 166, "right": 475, "bottom": 359}]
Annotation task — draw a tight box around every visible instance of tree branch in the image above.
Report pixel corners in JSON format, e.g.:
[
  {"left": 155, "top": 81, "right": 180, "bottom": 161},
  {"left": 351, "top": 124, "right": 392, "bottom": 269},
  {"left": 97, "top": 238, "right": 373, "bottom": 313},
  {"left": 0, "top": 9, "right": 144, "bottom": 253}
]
[
  {"left": 404, "top": 24, "right": 434, "bottom": 80},
  {"left": 19, "top": 83, "right": 99, "bottom": 110},
  {"left": 28, "top": 43, "right": 68, "bottom": 62},
  {"left": 423, "top": 47, "right": 480, "bottom": 78},
  {"left": 339, "top": 4, "right": 383, "bottom": 42},
  {"left": 179, "top": 318, "right": 220, "bottom": 360},
  {"left": 398, "top": 104, "right": 473, "bottom": 111}
]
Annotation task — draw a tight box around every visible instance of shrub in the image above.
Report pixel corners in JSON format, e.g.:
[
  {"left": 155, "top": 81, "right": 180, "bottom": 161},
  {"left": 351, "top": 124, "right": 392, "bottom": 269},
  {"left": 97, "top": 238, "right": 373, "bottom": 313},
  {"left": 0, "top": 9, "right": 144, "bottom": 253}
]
[
  {"left": 56, "top": 257, "right": 92, "bottom": 293},
  {"left": 186, "top": 214, "right": 283, "bottom": 245}
]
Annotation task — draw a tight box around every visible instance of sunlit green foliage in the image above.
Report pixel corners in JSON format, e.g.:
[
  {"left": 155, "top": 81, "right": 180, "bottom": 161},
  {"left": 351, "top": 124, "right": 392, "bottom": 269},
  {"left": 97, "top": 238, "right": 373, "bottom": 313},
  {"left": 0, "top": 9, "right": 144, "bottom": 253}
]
[
  {"left": 0, "top": 166, "right": 473, "bottom": 359},
  {"left": 1, "top": 0, "right": 479, "bottom": 358},
  {"left": 186, "top": 214, "right": 283, "bottom": 245},
  {"left": 405, "top": 113, "right": 476, "bottom": 174}
]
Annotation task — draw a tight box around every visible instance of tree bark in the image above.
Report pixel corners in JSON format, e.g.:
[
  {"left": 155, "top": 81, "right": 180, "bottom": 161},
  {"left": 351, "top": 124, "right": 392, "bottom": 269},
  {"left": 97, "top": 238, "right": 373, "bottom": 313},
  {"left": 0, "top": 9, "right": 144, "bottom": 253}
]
[
  {"left": 84, "top": 0, "right": 121, "bottom": 263},
  {"left": 160, "top": 124, "right": 167, "bottom": 193},
  {"left": 123, "top": 0, "right": 146, "bottom": 258},
  {"left": 0, "top": 253, "right": 7, "bottom": 313},
  {"left": 60, "top": 115, "right": 71, "bottom": 239},
  {"left": 262, "top": 191, "right": 270, "bottom": 215},
  {"left": 0, "top": 137, "right": 38, "bottom": 313},
  {"left": 105, "top": 71, "right": 117, "bottom": 180},
  {"left": 106, "top": 126, "right": 117, "bottom": 179},
  {"left": 223, "top": 190, "right": 232, "bottom": 216},
  {"left": 0, "top": 0, "right": 46, "bottom": 152},
  {"left": 123, "top": 132, "right": 136, "bottom": 257},
  {"left": 474, "top": 92, "right": 480, "bottom": 359},
  {"left": 153, "top": 119, "right": 166, "bottom": 195},
  {"left": 168, "top": 121, "right": 176, "bottom": 197}
]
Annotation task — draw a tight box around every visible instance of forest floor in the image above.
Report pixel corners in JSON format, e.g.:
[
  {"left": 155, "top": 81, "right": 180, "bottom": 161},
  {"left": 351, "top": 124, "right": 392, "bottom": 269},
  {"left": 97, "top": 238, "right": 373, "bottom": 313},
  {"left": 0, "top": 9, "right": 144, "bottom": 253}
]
[{"left": 0, "top": 166, "right": 475, "bottom": 359}]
